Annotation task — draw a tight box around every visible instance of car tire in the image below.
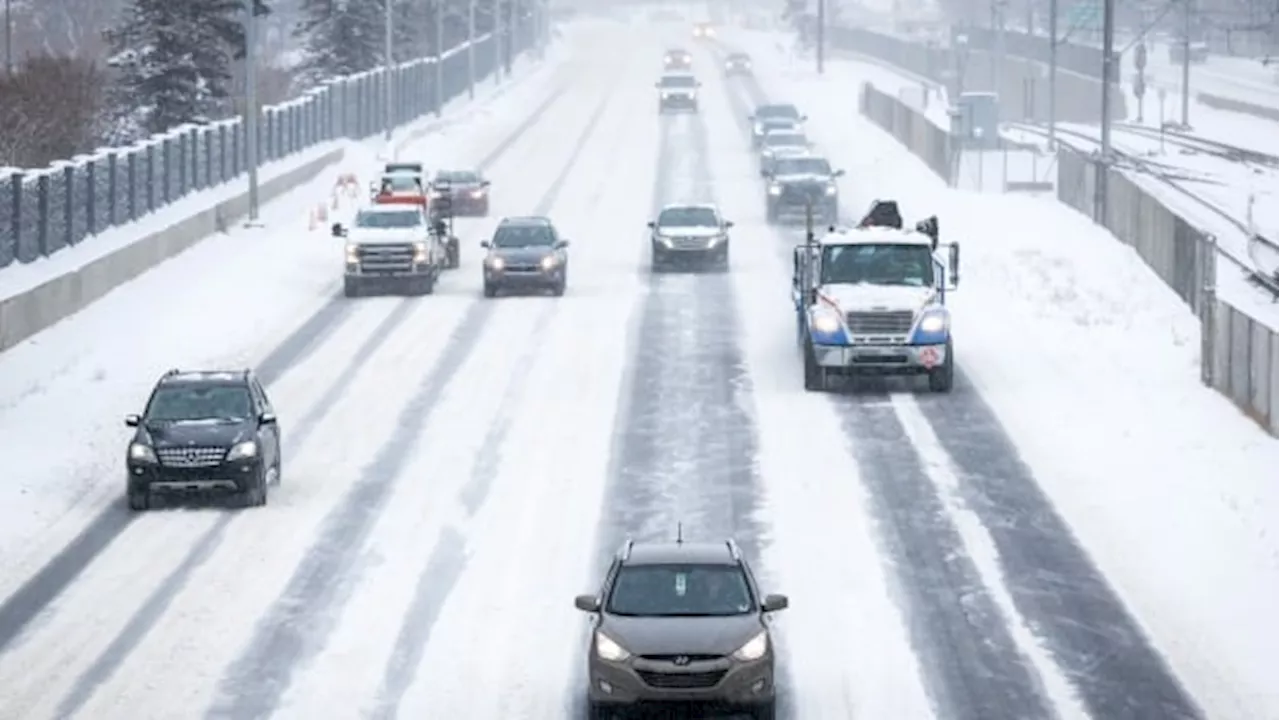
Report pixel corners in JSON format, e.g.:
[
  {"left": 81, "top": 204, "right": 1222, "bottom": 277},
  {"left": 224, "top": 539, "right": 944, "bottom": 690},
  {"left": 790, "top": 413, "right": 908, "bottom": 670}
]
[
  {"left": 803, "top": 340, "right": 825, "bottom": 392},
  {"left": 127, "top": 489, "right": 150, "bottom": 511},
  {"left": 448, "top": 242, "right": 460, "bottom": 269},
  {"left": 718, "top": 246, "right": 730, "bottom": 272},
  {"left": 271, "top": 457, "right": 282, "bottom": 486},
  {"left": 238, "top": 471, "right": 268, "bottom": 508},
  {"left": 928, "top": 338, "right": 955, "bottom": 392},
  {"left": 551, "top": 276, "right": 566, "bottom": 296},
  {"left": 766, "top": 203, "right": 778, "bottom": 224},
  {"left": 585, "top": 700, "right": 613, "bottom": 720},
  {"left": 343, "top": 277, "right": 361, "bottom": 298},
  {"left": 651, "top": 246, "right": 667, "bottom": 272},
  {"left": 749, "top": 700, "right": 777, "bottom": 720},
  {"left": 483, "top": 282, "right": 498, "bottom": 298}
]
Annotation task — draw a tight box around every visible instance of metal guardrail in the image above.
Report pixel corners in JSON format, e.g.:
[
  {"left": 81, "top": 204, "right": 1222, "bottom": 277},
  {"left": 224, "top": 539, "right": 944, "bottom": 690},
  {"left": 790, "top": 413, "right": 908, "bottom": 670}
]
[{"left": 0, "top": 26, "right": 534, "bottom": 272}]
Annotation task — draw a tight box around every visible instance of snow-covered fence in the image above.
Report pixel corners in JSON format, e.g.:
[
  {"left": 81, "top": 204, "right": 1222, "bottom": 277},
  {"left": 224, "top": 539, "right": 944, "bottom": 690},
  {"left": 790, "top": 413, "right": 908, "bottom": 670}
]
[
  {"left": 825, "top": 24, "right": 1126, "bottom": 124},
  {"left": 859, "top": 83, "right": 953, "bottom": 180},
  {"left": 0, "top": 29, "right": 524, "bottom": 272}
]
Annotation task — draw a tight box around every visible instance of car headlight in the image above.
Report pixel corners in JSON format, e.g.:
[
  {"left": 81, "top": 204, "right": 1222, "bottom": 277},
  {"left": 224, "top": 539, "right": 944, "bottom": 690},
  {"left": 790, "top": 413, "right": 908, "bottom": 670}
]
[
  {"left": 595, "top": 632, "right": 630, "bottom": 662},
  {"left": 768, "top": 184, "right": 782, "bottom": 196},
  {"left": 732, "top": 631, "right": 769, "bottom": 661},
  {"left": 918, "top": 312, "right": 948, "bottom": 333},
  {"left": 470, "top": 189, "right": 486, "bottom": 198},
  {"left": 657, "top": 235, "right": 674, "bottom": 247},
  {"left": 129, "top": 443, "right": 157, "bottom": 463},
  {"left": 540, "top": 254, "right": 559, "bottom": 270},
  {"left": 753, "top": 122, "right": 764, "bottom": 133},
  {"left": 412, "top": 241, "right": 428, "bottom": 263},
  {"left": 345, "top": 243, "right": 358, "bottom": 262},
  {"left": 810, "top": 307, "right": 842, "bottom": 333},
  {"left": 226, "top": 441, "right": 258, "bottom": 461},
  {"left": 487, "top": 255, "right": 505, "bottom": 270},
  {"left": 826, "top": 183, "right": 838, "bottom": 195}
]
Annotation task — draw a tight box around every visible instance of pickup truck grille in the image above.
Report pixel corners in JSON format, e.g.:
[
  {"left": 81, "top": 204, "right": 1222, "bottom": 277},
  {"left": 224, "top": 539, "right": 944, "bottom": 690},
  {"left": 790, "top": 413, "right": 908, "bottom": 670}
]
[
  {"left": 778, "top": 185, "right": 826, "bottom": 205},
  {"left": 353, "top": 243, "right": 417, "bottom": 274},
  {"left": 157, "top": 447, "right": 227, "bottom": 468},
  {"left": 846, "top": 310, "right": 914, "bottom": 335}
]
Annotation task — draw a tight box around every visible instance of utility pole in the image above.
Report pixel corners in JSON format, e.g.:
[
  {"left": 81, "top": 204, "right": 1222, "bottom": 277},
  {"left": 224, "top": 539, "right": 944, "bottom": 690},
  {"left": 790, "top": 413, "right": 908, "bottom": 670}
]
[
  {"left": 494, "top": 0, "right": 503, "bottom": 83},
  {"left": 816, "top": 0, "right": 824, "bottom": 73},
  {"left": 1179, "top": 0, "right": 1192, "bottom": 126},
  {"left": 384, "top": 0, "right": 394, "bottom": 141},
  {"left": 434, "top": 0, "right": 444, "bottom": 116},
  {"left": 504, "top": 0, "right": 514, "bottom": 76},
  {"left": 1047, "top": 0, "right": 1057, "bottom": 147},
  {"left": 468, "top": 0, "right": 477, "bottom": 98},
  {"left": 245, "top": 0, "right": 261, "bottom": 224},
  {"left": 994, "top": 0, "right": 1006, "bottom": 92},
  {"left": 4, "top": 0, "right": 12, "bottom": 76},
  {"left": 1095, "top": 0, "right": 1115, "bottom": 224}
]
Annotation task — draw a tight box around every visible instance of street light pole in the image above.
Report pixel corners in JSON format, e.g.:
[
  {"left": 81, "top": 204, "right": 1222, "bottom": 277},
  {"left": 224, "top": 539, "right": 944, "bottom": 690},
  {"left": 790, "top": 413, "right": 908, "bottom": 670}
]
[
  {"left": 468, "top": 0, "right": 477, "bottom": 98},
  {"left": 1095, "top": 0, "right": 1115, "bottom": 224},
  {"left": 4, "top": 0, "right": 12, "bottom": 77},
  {"left": 494, "top": 0, "right": 503, "bottom": 83},
  {"left": 434, "top": 0, "right": 444, "bottom": 116},
  {"left": 384, "top": 0, "right": 394, "bottom": 141},
  {"left": 1047, "top": 0, "right": 1057, "bottom": 147},
  {"left": 1179, "top": 0, "right": 1192, "bottom": 126},
  {"left": 245, "top": 0, "right": 261, "bottom": 223},
  {"left": 816, "top": 0, "right": 824, "bottom": 74}
]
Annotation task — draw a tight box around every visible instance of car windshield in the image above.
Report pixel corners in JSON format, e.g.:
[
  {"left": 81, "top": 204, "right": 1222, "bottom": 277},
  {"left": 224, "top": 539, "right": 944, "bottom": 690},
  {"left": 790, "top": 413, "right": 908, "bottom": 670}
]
[
  {"left": 764, "top": 133, "right": 805, "bottom": 147},
  {"left": 436, "top": 171, "right": 478, "bottom": 183},
  {"left": 147, "top": 385, "right": 253, "bottom": 422},
  {"left": 762, "top": 119, "right": 795, "bottom": 130},
  {"left": 757, "top": 105, "right": 799, "bottom": 120},
  {"left": 493, "top": 225, "right": 555, "bottom": 247},
  {"left": 821, "top": 243, "right": 935, "bottom": 287},
  {"left": 355, "top": 209, "right": 421, "bottom": 229},
  {"left": 608, "top": 564, "right": 755, "bottom": 617},
  {"left": 661, "top": 75, "right": 696, "bottom": 88},
  {"left": 773, "top": 157, "right": 832, "bottom": 175},
  {"left": 729, "top": 54, "right": 749, "bottom": 62},
  {"left": 380, "top": 175, "right": 421, "bottom": 193},
  {"left": 658, "top": 206, "right": 718, "bottom": 227}
]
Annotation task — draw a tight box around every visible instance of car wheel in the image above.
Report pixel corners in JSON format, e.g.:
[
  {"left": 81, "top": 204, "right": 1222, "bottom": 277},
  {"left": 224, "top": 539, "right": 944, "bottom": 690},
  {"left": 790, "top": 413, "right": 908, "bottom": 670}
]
[
  {"left": 127, "top": 489, "right": 150, "bottom": 511},
  {"left": 483, "top": 282, "right": 498, "bottom": 298},
  {"left": 239, "top": 471, "right": 268, "bottom": 508},
  {"left": 928, "top": 338, "right": 955, "bottom": 392},
  {"left": 749, "top": 700, "right": 777, "bottom": 720},
  {"left": 272, "top": 457, "right": 282, "bottom": 486},
  {"left": 551, "top": 276, "right": 566, "bottom": 296},
  {"left": 343, "top": 277, "right": 360, "bottom": 298},
  {"left": 651, "top": 246, "right": 666, "bottom": 272},
  {"left": 803, "top": 340, "right": 825, "bottom": 392},
  {"left": 586, "top": 700, "right": 614, "bottom": 720}
]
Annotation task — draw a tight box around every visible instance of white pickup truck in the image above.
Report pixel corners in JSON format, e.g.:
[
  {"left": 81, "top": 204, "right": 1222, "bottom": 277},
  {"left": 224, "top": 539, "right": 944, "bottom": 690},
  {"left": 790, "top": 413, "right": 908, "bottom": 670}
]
[
  {"left": 791, "top": 201, "right": 960, "bottom": 392},
  {"left": 331, "top": 204, "right": 447, "bottom": 297}
]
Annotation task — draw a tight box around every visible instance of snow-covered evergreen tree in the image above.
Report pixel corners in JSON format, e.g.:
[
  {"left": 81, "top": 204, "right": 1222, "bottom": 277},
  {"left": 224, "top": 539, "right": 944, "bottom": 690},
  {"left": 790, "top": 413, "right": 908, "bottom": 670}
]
[
  {"left": 106, "top": 0, "right": 270, "bottom": 140},
  {"left": 293, "top": 0, "right": 387, "bottom": 88}
]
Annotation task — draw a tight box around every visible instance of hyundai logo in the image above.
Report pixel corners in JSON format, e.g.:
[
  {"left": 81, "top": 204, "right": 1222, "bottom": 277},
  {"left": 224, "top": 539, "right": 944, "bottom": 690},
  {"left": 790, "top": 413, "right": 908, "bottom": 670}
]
[{"left": 673, "top": 655, "right": 690, "bottom": 666}]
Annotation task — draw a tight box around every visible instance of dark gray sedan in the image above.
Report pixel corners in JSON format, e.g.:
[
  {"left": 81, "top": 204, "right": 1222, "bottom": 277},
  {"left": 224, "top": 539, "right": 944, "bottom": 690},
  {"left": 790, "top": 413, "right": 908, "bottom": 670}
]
[{"left": 480, "top": 216, "right": 570, "bottom": 297}]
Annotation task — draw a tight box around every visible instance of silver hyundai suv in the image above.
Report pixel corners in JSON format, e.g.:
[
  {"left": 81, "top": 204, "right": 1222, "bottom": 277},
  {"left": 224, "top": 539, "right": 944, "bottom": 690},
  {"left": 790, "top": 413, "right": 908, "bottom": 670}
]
[{"left": 574, "top": 538, "right": 788, "bottom": 719}]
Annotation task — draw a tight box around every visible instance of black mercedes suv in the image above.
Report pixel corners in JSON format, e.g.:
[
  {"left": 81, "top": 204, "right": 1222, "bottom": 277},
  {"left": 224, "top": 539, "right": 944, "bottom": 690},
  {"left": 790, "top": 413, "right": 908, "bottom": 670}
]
[
  {"left": 124, "top": 369, "right": 282, "bottom": 510},
  {"left": 575, "top": 538, "right": 789, "bottom": 719}
]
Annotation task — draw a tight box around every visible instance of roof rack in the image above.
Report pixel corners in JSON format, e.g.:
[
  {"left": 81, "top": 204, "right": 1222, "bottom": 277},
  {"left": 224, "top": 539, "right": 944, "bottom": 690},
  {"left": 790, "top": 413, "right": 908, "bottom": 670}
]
[
  {"left": 618, "top": 537, "right": 634, "bottom": 561},
  {"left": 163, "top": 368, "right": 181, "bottom": 377}
]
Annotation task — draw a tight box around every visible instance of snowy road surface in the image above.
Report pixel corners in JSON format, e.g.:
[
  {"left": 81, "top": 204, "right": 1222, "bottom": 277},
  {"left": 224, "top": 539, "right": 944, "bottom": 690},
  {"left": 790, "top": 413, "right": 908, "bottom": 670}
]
[{"left": 0, "top": 18, "right": 1275, "bottom": 720}]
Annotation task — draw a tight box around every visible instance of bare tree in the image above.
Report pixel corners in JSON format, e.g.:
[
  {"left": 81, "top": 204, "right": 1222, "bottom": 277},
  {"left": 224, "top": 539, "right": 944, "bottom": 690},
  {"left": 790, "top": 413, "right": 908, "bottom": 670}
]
[{"left": 0, "top": 54, "right": 103, "bottom": 168}]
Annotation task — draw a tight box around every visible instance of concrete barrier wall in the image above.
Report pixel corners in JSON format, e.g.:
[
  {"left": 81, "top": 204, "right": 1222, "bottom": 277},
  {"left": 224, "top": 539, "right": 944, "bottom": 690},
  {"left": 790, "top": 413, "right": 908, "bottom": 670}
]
[
  {"left": 1197, "top": 92, "right": 1280, "bottom": 121},
  {"left": 848, "top": 25, "right": 1275, "bottom": 435},
  {"left": 0, "top": 27, "right": 541, "bottom": 353},
  {"left": 827, "top": 25, "right": 1127, "bottom": 123}
]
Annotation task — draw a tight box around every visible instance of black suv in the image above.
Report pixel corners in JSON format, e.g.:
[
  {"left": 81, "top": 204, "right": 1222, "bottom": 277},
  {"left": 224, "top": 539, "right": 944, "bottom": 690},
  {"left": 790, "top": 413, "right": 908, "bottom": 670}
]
[
  {"left": 124, "top": 369, "right": 282, "bottom": 510},
  {"left": 574, "top": 538, "right": 788, "bottom": 719}
]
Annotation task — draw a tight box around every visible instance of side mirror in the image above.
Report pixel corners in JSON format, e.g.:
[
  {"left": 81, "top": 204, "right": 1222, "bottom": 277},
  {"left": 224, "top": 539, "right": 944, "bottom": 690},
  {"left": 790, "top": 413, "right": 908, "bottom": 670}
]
[
  {"left": 480, "top": 180, "right": 491, "bottom": 187},
  {"left": 759, "top": 168, "right": 769, "bottom": 177},
  {"left": 724, "top": 220, "right": 734, "bottom": 229},
  {"left": 331, "top": 223, "right": 345, "bottom": 237},
  {"left": 800, "top": 114, "right": 808, "bottom": 121},
  {"left": 949, "top": 242, "right": 961, "bottom": 288},
  {"left": 832, "top": 169, "right": 846, "bottom": 177},
  {"left": 574, "top": 594, "right": 601, "bottom": 612},
  {"left": 696, "top": 81, "right": 702, "bottom": 87},
  {"left": 125, "top": 414, "right": 141, "bottom": 428},
  {"left": 259, "top": 412, "right": 277, "bottom": 425},
  {"left": 646, "top": 221, "right": 655, "bottom": 228},
  {"left": 480, "top": 240, "right": 491, "bottom": 248},
  {"left": 762, "top": 593, "right": 789, "bottom": 612},
  {"left": 555, "top": 240, "right": 570, "bottom": 249}
]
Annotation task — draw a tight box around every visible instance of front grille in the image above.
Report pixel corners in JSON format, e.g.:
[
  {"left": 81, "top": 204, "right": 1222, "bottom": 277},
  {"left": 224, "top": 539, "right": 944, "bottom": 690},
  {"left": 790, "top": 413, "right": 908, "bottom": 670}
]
[
  {"left": 669, "top": 236, "right": 710, "bottom": 250},
  {"left": 780, "top": 185, "right": 825, "bottom": 204},
  {"left": 637, "top": 669, "right": 727, "bottom": 689},
  {"left": 846, "top": 310, "right": 915, "bottom": 335},
  {"left": 639, "top": 654, "right": 722, "bottom": 662},
  {"left": 355, "top": 243, "right": 416, "bottom": 274},
  {"left": 502, "top": 262, "right": 541, "bottom": 272},
  {"left": 157, "top": 447, "right": 227, "bottom": 468}
]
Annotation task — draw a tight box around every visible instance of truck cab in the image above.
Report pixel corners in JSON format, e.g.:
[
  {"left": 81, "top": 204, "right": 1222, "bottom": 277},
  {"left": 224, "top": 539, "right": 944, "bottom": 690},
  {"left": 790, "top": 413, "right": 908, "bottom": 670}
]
[
  {"left": 791, "top": 202, "right": 960, "bottom": 392},
  {"left": 332, "top": 204, "right": 445, "bottom": 297}
]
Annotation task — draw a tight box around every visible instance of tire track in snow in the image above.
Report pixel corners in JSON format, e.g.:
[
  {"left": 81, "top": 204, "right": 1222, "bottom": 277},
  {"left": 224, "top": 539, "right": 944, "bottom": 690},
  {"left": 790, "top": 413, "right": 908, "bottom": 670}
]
[
  {"left": 915, "top": 378, "right": 1204, "bottom": 719},
  {"left": 207, "top": 86, "right": 617, "bottom": 720},
  {"left": 366, "top": 86, "right": 619, "bottom": 720},
  {"left": 0, "top": 84, "right": 572, "bottom": 657},
  {"left": 579, "top": 95, "right": 775, "bottom": 716},
  {"left": 717, "top": 53, "right": 1058, "bottom": 720}
]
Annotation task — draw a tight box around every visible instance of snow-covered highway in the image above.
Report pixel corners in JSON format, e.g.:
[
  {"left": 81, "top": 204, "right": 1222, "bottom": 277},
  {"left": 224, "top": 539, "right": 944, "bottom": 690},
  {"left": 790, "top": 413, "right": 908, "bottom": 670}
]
[{"left": 0, "top": 14, "right": 1274, "bottom": 720}]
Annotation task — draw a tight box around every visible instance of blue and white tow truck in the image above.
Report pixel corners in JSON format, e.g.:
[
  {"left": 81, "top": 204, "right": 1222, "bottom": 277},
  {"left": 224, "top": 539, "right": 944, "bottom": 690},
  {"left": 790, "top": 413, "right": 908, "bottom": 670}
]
[{"left": 791, "top": 201, "right": 960, "bottom": 392}]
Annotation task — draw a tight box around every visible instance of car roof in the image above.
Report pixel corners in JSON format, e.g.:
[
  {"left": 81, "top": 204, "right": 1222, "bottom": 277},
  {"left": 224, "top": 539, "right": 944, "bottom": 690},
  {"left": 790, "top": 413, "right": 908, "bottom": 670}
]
[
  {"left": 621, "top": 541, "right": 740, "bottom": 566},
  {"left": 728, "top": 51, "right": 750, "bottom": 57},
  {"left": 359, "top": 203, "right": 421, "bottom": 214},
  {"left": 659, "top": 202, "right": 719, "bottom": 212},
  {"left": 498, "top": 216, "right": 553, "bottom": 226},
  {"left": 665, "top": 47, "right": 689, "bottom": 53},
  {"left": 158, "top": 369, "right": 249, "bottom": 386},
  {"left": 757, "top": 102, "right": 799, "bottom": 111},
  {"left": 820, "top": 225, "right": 935, "bottom": 247},
  {"left": 661, "top": 71, "right": 696, "bottom": 78}
]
